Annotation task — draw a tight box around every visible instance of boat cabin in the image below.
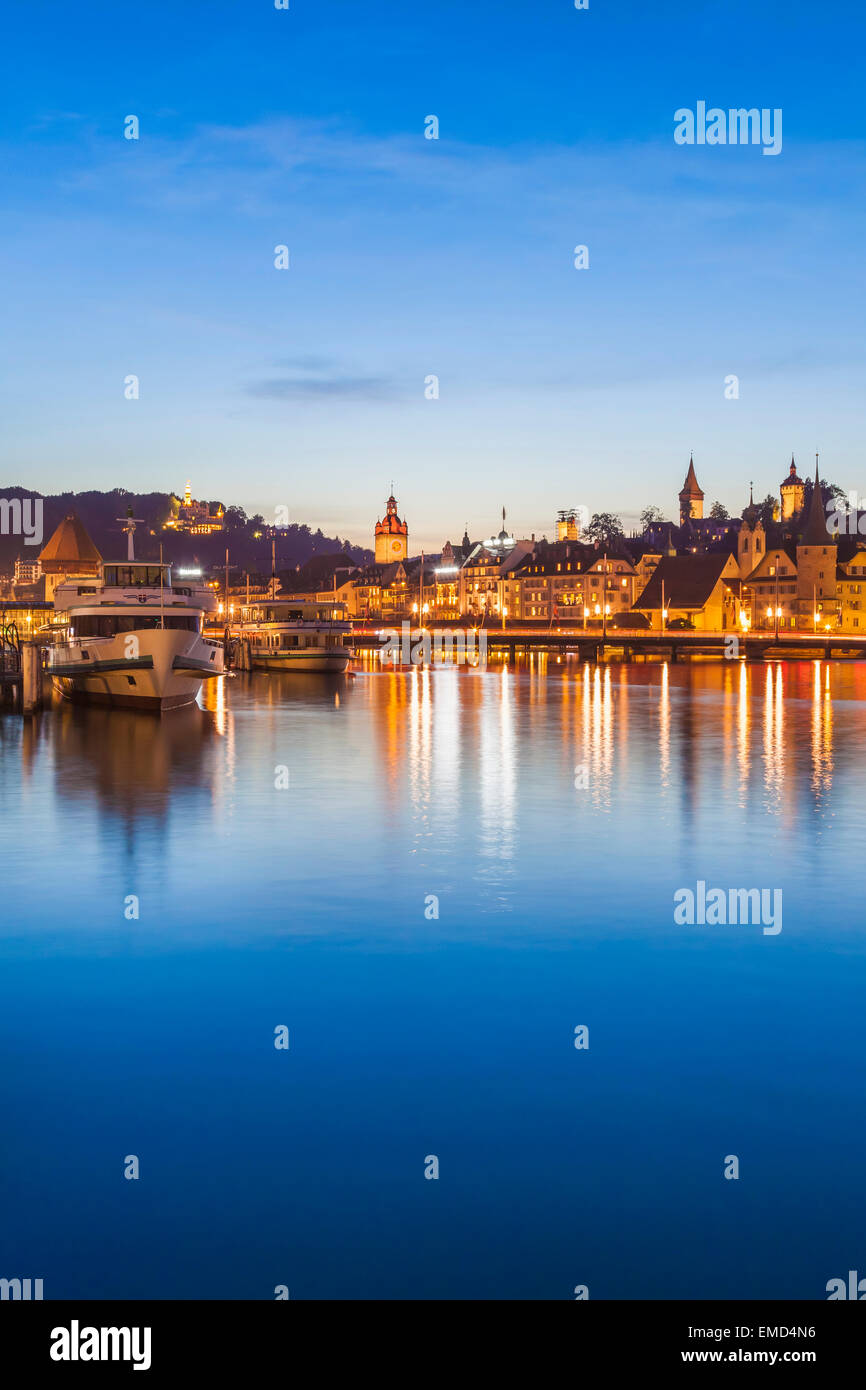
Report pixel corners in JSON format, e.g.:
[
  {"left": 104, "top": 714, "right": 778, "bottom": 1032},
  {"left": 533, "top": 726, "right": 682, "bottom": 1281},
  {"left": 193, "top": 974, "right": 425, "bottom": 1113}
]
[{"left": 237, "top": 598, "right": 349, "bottom": 625}]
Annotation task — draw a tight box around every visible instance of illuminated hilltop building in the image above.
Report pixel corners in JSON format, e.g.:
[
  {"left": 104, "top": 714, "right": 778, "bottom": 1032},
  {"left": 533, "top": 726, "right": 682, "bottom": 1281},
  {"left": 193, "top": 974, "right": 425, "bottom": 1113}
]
[
  {"left": 374, "top": 489, "right": 408, "bottom": 563},
  {"left": 164, "top": 481, "right": 224, "bottom": 536}
]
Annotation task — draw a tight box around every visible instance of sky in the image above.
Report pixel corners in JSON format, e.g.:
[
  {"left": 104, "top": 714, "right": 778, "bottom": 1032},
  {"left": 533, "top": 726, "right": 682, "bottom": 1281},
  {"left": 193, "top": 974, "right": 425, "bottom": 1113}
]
[{"left": 1, "top": 0, "right": 865, "bottom": 553}]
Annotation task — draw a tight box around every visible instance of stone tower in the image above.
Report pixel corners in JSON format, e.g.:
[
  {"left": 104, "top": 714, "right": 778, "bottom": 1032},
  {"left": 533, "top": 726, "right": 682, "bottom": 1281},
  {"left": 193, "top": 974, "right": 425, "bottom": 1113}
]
[
  {"left": 796, "top": 461, "right": 837, "bottom": 625},
  {"left": 679, "top": 454, "right": 704, "bottom": 525},
  {"left": 374, "top": 490, "right": 408, "bottom": 563},
  {"left": 738, "top": 488, "right": 765, "bottom": 580},
  {"left": 780, "top": 456, "right": 805, "bottom": 522}
]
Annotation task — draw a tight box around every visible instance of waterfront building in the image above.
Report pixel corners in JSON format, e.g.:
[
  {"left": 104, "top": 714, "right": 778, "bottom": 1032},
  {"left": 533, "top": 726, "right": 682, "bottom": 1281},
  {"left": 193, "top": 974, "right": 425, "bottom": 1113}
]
[
  {"left": 431, "top": 537, "right": 467, "bottom": 619},
  {"left": 633, "top": 553, "right": 743, "bottom": 630},
  {"left": 334, "top": 560, "right": 410, "bottom": 620},
  {"left": 836, "top": 546, "right": 866, "bottom": 631},
  {"left": 733, "top": 465, "right": 859, "bottom": 632},
  {"left": 740, "top": 544, "right": 799, "bottom": 631},
  {"left": 374, "top": 491, "right": 408, "bottom": 563},
  {"left": 458, "top": 513, "right": 533, "bottom": 620},
  {"left": 505, "top": 542, "right": 638, "bottom": 623},
  {"left": 13, "top": 557, "right": 41, "bottom": 585}
]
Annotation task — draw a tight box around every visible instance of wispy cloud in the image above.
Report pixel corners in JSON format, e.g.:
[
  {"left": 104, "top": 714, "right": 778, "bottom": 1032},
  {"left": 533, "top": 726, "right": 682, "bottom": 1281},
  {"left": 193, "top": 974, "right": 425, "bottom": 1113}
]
[{"left": 245, "top": 373, "right": 394, "bottom": 401}]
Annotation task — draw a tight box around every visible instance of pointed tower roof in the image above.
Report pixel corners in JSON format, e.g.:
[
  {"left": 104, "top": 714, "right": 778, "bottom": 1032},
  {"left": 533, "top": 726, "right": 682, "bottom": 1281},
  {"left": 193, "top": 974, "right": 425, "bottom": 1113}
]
[
  {"left": 800, "top": 462, "right": 834, "bottom": 547},
  {"left": 679, "top": 453, "right": 704, "bottom": 499},
  {"left": 742, "top": 482, "right": 760, "bottom": 528},
  {"left": 38, "top": 512, "right": 102, "bottom": 572},
  {"left": 781, "top": 454, "right": 803, "bottom": 488}
]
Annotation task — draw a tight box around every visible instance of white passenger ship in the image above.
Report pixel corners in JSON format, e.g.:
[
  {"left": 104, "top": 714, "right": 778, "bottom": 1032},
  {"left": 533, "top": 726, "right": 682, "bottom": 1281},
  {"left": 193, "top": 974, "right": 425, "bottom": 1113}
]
[
  {"left": 231, "top": 598, "right": 351, "bottom": 673},
  {"left": 48, "top": 517, "right": 224, "bottom": 711}
]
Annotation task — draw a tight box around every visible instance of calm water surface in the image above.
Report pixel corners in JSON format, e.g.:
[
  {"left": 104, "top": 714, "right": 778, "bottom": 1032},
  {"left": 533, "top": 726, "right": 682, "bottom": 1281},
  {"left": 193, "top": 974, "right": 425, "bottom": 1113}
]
[{"left": 2, "top": 656, "right": 865, "bottom": 1299}]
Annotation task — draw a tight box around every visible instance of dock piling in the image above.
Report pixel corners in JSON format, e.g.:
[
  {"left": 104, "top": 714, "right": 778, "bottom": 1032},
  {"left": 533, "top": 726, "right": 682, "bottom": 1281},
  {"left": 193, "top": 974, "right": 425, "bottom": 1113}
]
[{"left": 22, "top": 643, "right": 42, "bottom": 713}]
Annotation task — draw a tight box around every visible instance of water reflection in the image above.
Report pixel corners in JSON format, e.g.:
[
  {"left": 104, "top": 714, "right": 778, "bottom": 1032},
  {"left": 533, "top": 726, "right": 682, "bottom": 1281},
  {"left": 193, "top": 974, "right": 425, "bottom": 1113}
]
[
  {"left": 478, "top": 666, "right": 516, "bottom": 900},
  {"left": 7, "top": 657, "right": 860, "bottom": 887},
  {"left": 762, "top": 664, "right": 786, "bottom": 814},
  {"left": 582, "top": 663, "right": 615, "bottom": 809},
  {"left": 811, "top": 662, "right": 833, "bottom": 806}
]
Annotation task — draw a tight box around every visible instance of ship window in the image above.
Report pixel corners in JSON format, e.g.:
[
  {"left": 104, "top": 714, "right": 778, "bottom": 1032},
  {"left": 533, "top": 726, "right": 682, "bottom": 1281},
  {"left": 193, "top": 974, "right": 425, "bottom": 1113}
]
[
  {"left": 104, "top": 565, "right": 167, "bottom": 587},
  {"left": 76, "top": 615, "right": 199, "bottom": 636}
]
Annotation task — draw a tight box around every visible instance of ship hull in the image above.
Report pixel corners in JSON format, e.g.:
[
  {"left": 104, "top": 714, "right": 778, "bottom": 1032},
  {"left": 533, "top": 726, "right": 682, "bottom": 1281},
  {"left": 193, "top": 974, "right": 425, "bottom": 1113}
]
[
  {"left": 250, "top": 649, "right": 350, "bottom": 674},
  {"left": 49, "top": 629, "right": 223, "bottom": 712}
]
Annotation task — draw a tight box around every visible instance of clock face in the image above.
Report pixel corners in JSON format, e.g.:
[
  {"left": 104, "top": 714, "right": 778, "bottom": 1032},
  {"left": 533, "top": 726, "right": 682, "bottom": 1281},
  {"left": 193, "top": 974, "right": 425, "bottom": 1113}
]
[{"left": 391, "top": 540, "right": 402, "bottom": 553}]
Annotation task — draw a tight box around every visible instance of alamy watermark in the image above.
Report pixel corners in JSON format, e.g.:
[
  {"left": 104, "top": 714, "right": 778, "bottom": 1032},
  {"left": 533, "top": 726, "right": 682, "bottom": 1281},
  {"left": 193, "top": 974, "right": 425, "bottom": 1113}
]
[
  {"left": 674, "top": 103, "right": 782, "bottom": 156},
  {"left": 379, "top": 622, "right": 488, "bottom": 667},
  {"left": 0, "top": 496, "right": 43, "bottom": 546},
  {"left": 673, "top": 880, "right": 782, "bottom": 935},
  {"left": 1, "top": 1276, "right": 43, "bottom": 1300},
  {"left": 826, "top": 493, "right": 866, "bottom": 536}
]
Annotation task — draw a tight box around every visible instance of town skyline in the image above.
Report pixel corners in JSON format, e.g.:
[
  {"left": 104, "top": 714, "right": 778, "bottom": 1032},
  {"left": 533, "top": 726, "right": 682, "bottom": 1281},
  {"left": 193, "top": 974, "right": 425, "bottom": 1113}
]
[
  {"left": 1, "top": 447, "right": 850, "bottom": 559},
  {"left": 3, "top": 0, "right": 865, "bottom": 553}
]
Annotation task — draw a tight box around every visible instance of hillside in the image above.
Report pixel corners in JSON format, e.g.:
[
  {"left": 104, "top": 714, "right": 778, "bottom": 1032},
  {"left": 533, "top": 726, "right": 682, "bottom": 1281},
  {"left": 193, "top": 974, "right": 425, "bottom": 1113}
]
[{"left": 0, "top": 487, "right": 371, "bottom": 574}]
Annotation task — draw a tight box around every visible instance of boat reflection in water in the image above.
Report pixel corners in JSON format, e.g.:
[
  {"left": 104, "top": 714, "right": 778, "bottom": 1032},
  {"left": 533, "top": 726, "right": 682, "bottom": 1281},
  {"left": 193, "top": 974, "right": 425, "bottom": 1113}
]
[{"left": 49, "top": 699, "right": 221, "bottom": 827}]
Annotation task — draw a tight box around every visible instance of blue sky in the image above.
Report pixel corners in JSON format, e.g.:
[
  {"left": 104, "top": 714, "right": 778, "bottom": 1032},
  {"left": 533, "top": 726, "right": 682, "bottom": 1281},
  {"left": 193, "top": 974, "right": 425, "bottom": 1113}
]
[{"left": 1, "top": 0, "right": 864, "bottom": 551}]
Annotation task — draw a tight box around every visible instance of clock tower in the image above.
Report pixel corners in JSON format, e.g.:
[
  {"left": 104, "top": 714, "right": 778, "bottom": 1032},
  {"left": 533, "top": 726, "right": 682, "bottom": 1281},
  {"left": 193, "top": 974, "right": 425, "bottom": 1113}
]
[{"left": 374, "top": 488, "right": 408, "bottom": 563}]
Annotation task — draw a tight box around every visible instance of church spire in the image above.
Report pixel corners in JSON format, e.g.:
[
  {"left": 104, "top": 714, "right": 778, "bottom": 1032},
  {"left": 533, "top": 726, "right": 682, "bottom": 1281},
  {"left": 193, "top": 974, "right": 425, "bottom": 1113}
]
[
  {"left": 800, "top": 459, "right": 833, "bottom": 547},
  {"left": 679, "top": 453, "right": 704, "bottom": 524}
]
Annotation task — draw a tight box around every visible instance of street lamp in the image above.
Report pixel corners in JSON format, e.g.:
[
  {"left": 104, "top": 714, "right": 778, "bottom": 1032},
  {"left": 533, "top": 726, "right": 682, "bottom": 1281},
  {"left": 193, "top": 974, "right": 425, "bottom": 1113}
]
[
  {"left": 502, "top": 604, "right": 508, "bottom": 631},
  {"left": 774, "top": 605, "right": 782, "bottom": 639},
  {"left": 583, "top": 605, "right": 589, "bottom": 631}
]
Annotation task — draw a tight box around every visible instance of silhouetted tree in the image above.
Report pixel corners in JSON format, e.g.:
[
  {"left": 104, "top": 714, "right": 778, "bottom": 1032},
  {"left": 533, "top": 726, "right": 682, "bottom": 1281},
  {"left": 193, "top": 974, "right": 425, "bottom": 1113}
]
[{"left": 586, "top": 512, "right": 624, "bottom": 546}]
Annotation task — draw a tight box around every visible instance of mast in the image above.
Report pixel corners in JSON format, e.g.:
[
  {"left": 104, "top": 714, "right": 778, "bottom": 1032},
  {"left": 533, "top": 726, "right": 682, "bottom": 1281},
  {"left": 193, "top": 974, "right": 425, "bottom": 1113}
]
[
  {"left": 116, "top": 505, "right": 145, "bottom": 563},
  {"left": 271, "top": 537, "right": 276, "bottom": 599}
]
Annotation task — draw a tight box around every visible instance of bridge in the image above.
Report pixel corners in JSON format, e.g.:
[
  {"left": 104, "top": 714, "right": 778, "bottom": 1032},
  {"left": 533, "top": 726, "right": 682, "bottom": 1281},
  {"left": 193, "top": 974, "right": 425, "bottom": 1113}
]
[{"left": 350, "top": 624, "right": 866, "bottom": 662}]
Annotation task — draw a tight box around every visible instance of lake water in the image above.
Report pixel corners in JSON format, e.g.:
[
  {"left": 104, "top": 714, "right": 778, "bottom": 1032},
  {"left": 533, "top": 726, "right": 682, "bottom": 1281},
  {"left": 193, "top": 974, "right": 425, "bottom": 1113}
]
[{"left": 2, "top": 656, "right": 865, "bottom": 1299}]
